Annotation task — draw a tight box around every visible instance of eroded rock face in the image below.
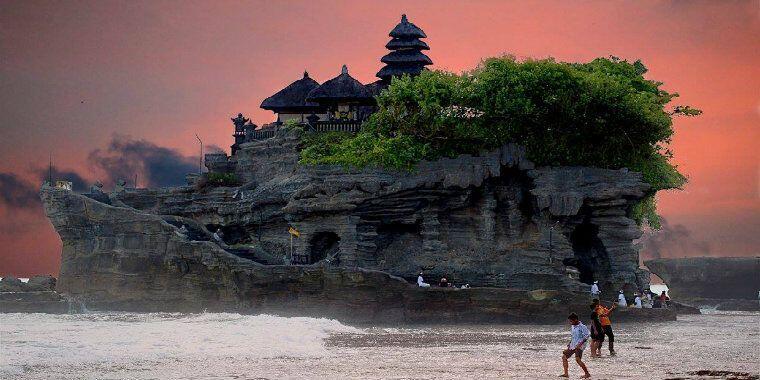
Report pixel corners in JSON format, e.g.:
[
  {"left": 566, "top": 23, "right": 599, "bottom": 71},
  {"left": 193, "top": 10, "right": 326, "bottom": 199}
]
[
  {"left": 0, "top": 276, "right": 25, "bottom": 292},
  {"left": 646, "top": 257, "right": 760, "bottom": 301},
  {"left": 40, "top": 186, "right": 673, "bottom": 322},
  {"left": 106, "top": 134, "right": 650, "bottom": 294}
]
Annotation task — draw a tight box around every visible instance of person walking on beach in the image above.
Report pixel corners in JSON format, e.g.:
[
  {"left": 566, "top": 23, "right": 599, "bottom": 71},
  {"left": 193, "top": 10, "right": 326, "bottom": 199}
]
[
  {"left": 594, "top": 299, "right": 617, "bottom": 356},
  {"left": 560, "top": 313, "right": 591, "bottom": 379},
  {"left": 589, "top": 303, "right": 604, "bottom": 358}
]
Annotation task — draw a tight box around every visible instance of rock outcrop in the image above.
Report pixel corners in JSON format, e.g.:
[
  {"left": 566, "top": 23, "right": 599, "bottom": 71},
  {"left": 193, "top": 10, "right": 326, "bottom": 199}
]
[
  {"left": 646, "top": 257, "right": 760, "bottom": 305},
  {"left": 39, "top": 186, "right": 674, "bottom": 322},
  {"left": 36, "top": 130, "right": 665, "bottom": 321},
  {"left": 0, "top": 275, "right": 68, "bottom": 313},
  {"left": 109, "top": 132, "right": 651, "bottom": 295}
]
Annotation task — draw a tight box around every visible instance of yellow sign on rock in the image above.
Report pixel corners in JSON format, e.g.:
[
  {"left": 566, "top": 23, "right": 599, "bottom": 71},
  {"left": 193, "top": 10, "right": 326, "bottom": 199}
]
[{"left": 288, "top": 226, "right": 300, "bottom": 238}]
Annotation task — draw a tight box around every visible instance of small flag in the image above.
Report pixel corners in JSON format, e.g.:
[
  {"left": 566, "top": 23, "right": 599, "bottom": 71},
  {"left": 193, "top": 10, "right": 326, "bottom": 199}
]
[{"left": 288, "top": 226, "right": 300, "bottom": 238}]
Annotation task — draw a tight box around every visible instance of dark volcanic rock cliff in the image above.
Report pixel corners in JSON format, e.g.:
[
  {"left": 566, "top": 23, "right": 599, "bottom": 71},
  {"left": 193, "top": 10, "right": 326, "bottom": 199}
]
[
  {"left": 39, "top": 130, "right": 656, "bottom": 319},
  {"left": 109, "top": 131, "right": 651, "bottom": 293},
  {"left": 40, "top": 186, "right": 671, "bottom": 322}
]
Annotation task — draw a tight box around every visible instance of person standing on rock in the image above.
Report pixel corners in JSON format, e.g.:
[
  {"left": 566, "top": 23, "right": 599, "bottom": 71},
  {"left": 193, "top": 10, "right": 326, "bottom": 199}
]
[
  {"left": 659, "top": 291, "right": 670, "bottom": 308},
  {"left": 594, "top": 299, "right": 617, "bottom": 356},
  {"left": 617, "top": 290, "right": 628, "bottom": 307},
  {"left": 643, "top": 291, "right": 653, "bottom": 308},
  {"left": 590, "top": 281, "right": 600, "bottom": 298},
  {"left": 633, "top": 293, "right": 642, "bottom": 308},
  {"left": 559, "top": 313, "right": 592, "bottom": 379}
]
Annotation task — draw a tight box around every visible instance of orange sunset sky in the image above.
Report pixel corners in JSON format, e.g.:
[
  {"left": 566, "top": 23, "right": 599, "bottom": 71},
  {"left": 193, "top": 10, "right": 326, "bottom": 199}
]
[{"left": 0, "top": 0, "right": 758, "bottom": 276}]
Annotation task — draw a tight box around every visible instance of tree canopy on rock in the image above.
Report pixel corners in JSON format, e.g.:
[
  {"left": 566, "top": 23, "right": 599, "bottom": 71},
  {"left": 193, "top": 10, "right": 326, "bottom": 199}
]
[{"left": 300, "top": 56, "right": 701, "bottom": 228}]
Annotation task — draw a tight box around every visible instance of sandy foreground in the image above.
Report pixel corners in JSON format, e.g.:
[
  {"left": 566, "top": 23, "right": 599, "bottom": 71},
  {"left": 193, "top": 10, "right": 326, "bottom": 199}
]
[{"left": 1, "top": 310, "right": 758, "bottom": 379}]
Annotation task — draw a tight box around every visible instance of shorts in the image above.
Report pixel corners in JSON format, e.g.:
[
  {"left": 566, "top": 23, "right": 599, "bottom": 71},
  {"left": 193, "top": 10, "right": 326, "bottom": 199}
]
[
  {"left": 591, "top": 332, "right": 604, "bottom": 341},
  {"left": 563, "top": 348, "right": 583, "bottom": 359}
]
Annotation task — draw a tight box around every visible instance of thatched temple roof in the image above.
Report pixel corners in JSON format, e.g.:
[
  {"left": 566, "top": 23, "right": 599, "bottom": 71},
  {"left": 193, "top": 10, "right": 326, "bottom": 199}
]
[
  {"left": 307, "top": 65, "right": 374, "bottom": 103},
  {"left": 389, "top": 14, "right": 427, "bottom": 38},
  {"left": 377, "top": 14, "right": 432, "bottom": 81},
  {"left": 386, "top": 38, "right": 430, "bottom": 50},
  {"left": 260, "top": 72, "right": 322, "bottom": 111},
  {"left": 380, "top": 50, "right": 433, "bottom": 65}
]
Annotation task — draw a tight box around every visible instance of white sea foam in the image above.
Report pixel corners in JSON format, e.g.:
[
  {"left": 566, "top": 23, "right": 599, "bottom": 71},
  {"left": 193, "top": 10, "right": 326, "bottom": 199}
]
[{"left": 0, "top": 312, "right": 359, "bottom": 379}]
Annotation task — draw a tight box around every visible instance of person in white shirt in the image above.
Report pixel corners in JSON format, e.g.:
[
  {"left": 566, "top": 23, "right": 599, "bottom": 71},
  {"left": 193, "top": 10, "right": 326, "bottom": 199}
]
[
  {"left": 417, "top": 272, "right": 430, "bottom": 288},
  {"left": 560, "top": 313, "right": 592, "bottom": 379},
  {"left": 590, "top": 281, "right": 600, "bottom": 298},
  {"left": 634, "top": 293, "right": 642, "bottom": 308},
  {"left": 617, "top": 290, "right": 628, "bottom": 307}
]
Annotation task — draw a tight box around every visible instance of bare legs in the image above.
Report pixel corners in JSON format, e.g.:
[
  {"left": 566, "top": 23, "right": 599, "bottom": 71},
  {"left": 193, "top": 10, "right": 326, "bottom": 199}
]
[
  {"left": 576, "top": 356, "right": 591, "bottom": 378},
  {"left": 561, "top": 354, "right": 569, "bottom": 377},
  {"left": 561, "top": 351, "right": 591, "bottom": 378}
]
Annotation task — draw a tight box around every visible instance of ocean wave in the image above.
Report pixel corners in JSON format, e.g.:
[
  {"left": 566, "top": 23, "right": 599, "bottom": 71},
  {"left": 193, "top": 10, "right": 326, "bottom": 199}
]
[{"left": 0, "top": 312, "right": 360, "bottom": 374}]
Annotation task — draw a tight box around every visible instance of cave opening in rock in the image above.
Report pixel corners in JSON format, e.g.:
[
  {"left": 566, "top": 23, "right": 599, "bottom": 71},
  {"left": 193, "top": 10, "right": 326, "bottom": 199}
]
[
  {"left": 309, "top": 232, "right": 340, "bottom": 264},
  {"left": 565, "top": 221, "right": 608, "bottom": 284},
  {"left": 375, "top": 222, "right": 421, "bottom": 252}
]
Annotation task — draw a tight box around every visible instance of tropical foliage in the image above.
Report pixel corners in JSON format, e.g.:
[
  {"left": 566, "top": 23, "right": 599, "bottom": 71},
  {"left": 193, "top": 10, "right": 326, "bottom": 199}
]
[{"left": 300, "top": 56, "right": 700, "bottom": 228}]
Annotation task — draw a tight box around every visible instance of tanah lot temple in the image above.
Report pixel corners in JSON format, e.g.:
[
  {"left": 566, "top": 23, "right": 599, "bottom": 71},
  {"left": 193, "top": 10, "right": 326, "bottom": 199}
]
[{"left": 226, "top": 14, "right": 431, "bottom": 155}]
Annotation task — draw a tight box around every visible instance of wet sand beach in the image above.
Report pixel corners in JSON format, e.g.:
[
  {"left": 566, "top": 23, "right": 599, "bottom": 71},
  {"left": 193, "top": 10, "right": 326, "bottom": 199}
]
[{"left": 1, "top": 311, "right": 757, "bottom": 379}]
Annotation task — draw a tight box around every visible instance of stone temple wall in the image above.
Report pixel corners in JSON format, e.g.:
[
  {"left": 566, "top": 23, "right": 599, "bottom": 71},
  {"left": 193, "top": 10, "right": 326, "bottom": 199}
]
[{"left": 108, "top": 130, "right": 651, "bottom": 295}]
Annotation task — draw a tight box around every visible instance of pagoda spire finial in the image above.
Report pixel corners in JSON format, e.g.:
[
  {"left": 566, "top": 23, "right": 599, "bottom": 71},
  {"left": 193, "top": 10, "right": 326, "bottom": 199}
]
[
  {"left": 303, "top": 70, "right": 309, "bottom": 78},
  {"left": 401, "top": 14, "right": 407, "bottom": 23},
  {"left": 341, "top": 64, "right": 348, "bottom": 74}
]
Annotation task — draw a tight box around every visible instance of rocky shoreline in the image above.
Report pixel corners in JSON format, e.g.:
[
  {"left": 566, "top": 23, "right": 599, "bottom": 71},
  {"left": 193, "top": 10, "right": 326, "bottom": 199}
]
[
  {"left": 19, "top": 136, "right": 714, "bottom": 323},
  {"left": 0, "top": 276, "right": 69, "bottom": 313},
  {"left": 646, "top": 257, "right": 760, "bottom": 312}
]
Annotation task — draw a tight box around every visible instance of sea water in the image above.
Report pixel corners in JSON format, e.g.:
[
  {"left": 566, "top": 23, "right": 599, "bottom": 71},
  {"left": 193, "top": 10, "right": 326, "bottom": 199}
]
[{"left": 1, "top": 311, "right": 757, "bottom": 379}]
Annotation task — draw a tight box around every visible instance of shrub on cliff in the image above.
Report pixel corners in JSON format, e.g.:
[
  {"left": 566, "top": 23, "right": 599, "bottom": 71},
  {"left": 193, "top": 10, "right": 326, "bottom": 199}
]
[{"left": 300, "top": 56, "right": 700, "bottom": 228}]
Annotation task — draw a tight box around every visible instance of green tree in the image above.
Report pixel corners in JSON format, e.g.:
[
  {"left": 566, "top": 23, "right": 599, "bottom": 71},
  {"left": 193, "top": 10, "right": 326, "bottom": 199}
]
[{"left": 300, "top": 56, "right": 700, "bottom": 228}]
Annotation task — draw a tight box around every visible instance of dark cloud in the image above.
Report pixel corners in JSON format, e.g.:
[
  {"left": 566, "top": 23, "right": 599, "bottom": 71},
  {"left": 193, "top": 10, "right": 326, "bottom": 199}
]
[
  {"left": 640, "top": 218, "right": 711, "bottom": 260},
  {"left": 87, "top": 135, "right": 197, "bottom": 188},
  {"left": 33, "top": 167, "right": 88, "bottom": 191},
  {"left": 0, "top": 166, "right": 88, "bottom": 213},
  {"left": 0, "top": 173, "right": 39, "bottom": 209}
]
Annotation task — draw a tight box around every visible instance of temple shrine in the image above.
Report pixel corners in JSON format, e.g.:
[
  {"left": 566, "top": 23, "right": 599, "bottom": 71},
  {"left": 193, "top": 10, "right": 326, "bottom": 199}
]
[{"left": 228, "top": 14, "right": 432, "bottom": 151}]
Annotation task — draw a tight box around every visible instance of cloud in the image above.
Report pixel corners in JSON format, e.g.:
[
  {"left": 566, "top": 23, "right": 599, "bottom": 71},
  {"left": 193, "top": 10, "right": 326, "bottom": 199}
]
[
  {"left": 640, "top": 217, "right": 711, "bottom": 260},
  {"left": 87, "top": 135, "right": 197, "bottom": 188},
  {"left": 1, "top": 136, "right": 199, "bottom": 212},
  {"left": 0, "top": 172, "right": 39, "bottom": 209},
  {"left": 0, "top": 167, "right": 88, "bottom": 212}
]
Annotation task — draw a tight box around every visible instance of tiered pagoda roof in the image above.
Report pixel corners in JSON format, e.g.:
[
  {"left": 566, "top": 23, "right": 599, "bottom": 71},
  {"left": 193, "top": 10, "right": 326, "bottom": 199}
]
[
  {"left": 260, "top": 71, "right": 322, "bottom": 112},
  {"left": 376, "top": 14, "right": 432, "bottom": 81},
  {"left": 307, "top": 65, "right": 374, "bottom": 104}
]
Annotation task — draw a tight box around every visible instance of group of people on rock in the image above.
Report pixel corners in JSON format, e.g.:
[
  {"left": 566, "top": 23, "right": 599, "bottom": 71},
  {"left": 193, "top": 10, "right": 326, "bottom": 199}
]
[
  {"left": 592, "top": 281, "right": 671, "bottom": 309},
  {"left": 416, "top": 272, "right": 469, "bottom": 289}
]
